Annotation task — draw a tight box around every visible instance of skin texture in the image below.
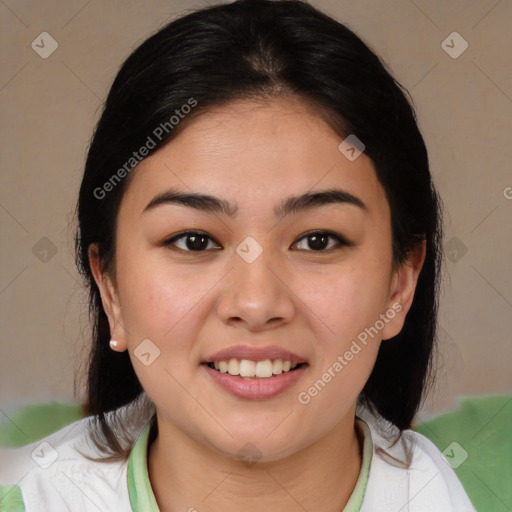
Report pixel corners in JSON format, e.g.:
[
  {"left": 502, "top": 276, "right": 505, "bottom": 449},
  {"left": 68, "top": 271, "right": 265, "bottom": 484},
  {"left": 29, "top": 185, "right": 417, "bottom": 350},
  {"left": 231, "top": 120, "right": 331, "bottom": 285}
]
[{"left": 90, "top": 95, "right": 426, "bottom": 512}]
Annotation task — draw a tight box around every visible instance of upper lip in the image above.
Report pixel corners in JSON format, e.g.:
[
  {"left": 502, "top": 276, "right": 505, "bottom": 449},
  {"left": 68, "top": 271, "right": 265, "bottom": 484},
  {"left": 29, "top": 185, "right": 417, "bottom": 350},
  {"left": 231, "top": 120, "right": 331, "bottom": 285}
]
[{"left": 202, "top": 345, "right": 307, "bottom": 364}]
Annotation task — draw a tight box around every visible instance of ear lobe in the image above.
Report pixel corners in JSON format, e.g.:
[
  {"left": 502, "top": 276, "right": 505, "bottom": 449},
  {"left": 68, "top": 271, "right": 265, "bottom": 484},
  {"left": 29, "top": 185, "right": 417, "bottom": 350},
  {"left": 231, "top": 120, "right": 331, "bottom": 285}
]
[
  {"left": 88, "top": 244, "right": 127, "bottom": 351},
  {"left": 381, "top": 239, "right": 427, "bottom": 341}
]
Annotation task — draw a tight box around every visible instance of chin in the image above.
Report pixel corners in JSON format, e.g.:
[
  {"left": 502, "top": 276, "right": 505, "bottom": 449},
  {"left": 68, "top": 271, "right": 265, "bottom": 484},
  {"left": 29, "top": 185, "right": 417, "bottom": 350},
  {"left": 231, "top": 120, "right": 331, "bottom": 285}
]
[{"left": 202, "top": 429, "right": 309, "bottom": 465}]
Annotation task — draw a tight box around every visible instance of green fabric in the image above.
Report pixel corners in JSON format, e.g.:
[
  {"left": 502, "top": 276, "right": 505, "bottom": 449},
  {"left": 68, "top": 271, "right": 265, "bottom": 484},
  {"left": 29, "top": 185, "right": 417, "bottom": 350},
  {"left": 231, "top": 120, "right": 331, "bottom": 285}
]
[
  {"left": 128, "top": 421, "right": 160, "bottom": 512},
  {"left": 2, "top": 394, "right": 511, "bottom": 512},
  {"left": 127, "top": 417, "right": 373, "bottom": 512},
  {"left": 0, "top": 401, "right": 83, "bottom": 447},
  {"left": 343, "top": 417, "right": 372, "bottom": 512},
  {"left": 0, "top": 484, "right": 25, "bottom": 512},
  {"left": 413, "top": 393, "right": 512, "bottom": 512}
]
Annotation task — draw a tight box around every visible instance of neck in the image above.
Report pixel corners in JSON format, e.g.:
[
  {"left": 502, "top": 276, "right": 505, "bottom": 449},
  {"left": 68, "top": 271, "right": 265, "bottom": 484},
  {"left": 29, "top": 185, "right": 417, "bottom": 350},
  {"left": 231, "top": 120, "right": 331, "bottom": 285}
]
[{"left": 147, "top": 412, "right": 363, "bottom": 512}]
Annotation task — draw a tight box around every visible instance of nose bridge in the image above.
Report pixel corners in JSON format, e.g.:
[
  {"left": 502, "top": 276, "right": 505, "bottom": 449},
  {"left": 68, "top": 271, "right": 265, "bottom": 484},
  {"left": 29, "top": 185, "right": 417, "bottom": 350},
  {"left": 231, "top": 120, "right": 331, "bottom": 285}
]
[{"left": 216, "top": 234, "right": 295, "bottom": 329}]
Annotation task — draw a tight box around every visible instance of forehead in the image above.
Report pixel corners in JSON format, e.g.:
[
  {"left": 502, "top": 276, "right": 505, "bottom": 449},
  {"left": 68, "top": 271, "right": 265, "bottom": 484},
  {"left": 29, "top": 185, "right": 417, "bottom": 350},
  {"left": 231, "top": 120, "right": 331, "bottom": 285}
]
[{"left": 120, "top": 96, "right": 390, "bottom": 221}]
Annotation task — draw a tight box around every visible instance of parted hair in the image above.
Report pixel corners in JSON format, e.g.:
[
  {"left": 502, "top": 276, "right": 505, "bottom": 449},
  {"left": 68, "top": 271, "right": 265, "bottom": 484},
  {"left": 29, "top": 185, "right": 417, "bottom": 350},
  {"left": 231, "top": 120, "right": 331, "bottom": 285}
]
[{"left": 75, "top": 0, "right": 443, "bottom": 461}]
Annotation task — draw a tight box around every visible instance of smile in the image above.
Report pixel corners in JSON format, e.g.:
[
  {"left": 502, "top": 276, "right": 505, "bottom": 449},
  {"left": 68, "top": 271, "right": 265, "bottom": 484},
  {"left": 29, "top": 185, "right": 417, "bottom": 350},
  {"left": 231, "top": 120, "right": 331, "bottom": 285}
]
[{"left": 206, "top": 358, "right": 304, "bottom": 379}]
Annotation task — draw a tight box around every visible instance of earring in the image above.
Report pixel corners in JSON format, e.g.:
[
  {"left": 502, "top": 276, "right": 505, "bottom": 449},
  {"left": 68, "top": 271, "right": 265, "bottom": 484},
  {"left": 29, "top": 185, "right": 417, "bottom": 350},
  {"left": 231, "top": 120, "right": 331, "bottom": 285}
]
[{"left": 109, "top": 339, "right": 119, "bottom": 350}]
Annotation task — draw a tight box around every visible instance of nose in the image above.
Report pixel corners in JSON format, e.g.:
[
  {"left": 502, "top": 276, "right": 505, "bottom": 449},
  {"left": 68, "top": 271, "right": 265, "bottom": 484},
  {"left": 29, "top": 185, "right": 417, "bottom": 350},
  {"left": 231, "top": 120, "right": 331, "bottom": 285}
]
[{"left": 216, "top": 241, "right": 296, "bottom": 332}]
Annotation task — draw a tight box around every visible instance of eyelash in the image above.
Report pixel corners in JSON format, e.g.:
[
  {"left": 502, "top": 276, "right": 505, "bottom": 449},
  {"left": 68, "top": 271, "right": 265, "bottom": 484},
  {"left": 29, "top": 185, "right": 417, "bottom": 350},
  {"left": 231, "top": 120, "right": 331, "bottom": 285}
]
[{"left": 162, "top": 230, "right": 352, "bottom": 253}]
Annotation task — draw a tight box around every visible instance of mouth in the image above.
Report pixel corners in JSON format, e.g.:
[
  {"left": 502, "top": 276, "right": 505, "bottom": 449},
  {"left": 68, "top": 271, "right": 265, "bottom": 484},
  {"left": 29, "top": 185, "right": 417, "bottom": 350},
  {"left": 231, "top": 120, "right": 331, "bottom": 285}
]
[{"left": 202, "top": 359, "right": 308, "bottom": 379}]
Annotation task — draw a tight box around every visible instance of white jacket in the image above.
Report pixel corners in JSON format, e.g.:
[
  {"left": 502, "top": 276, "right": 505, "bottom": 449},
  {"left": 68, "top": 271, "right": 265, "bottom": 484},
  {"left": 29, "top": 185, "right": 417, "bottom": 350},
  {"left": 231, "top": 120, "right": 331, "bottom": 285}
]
[{"left": 0, "top": 404, "right": 477, "bottom": 512}]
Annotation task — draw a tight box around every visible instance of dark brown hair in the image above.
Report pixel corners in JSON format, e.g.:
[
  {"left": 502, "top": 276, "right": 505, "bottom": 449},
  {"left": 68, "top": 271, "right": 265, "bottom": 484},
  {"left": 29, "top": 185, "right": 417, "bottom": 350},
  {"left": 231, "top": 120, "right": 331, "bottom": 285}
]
[{"left": 75, "top": 0, "right": 443, "bottom": 460}]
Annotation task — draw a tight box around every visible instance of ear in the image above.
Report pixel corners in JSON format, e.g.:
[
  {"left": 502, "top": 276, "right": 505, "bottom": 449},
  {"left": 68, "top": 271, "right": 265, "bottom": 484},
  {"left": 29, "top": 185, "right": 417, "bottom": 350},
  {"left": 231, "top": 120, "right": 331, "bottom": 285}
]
[
  {"left": 88, "top": 243, "right": 127, "bottom": 352},
  {"left": 381, "top": 238, "right": 426, "bottom": 341}
]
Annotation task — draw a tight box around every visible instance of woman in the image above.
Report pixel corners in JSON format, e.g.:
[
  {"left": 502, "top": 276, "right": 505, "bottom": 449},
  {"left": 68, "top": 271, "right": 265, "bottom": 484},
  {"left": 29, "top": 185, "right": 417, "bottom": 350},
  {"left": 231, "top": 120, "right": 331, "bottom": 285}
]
[{"left": 0, "top": 0, "right": 476, "bottom": 510}]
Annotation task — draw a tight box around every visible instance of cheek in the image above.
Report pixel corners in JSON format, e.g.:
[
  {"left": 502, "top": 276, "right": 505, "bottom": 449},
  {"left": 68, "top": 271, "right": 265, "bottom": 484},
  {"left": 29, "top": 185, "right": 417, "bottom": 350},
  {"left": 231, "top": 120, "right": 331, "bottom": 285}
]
[
  {"left": 119, "top": 277, "right": 176, "bottom": 339},
  {"left": 115, "top": 253, "right": 224, "bottom": 380},
  {"left": 116, "top": 262, "right": 206, "bottom": 400},
  {"left": 300, "top": 260, "right": 391, "bottom": 344},
  {"left": 116, "top": 248, "right": 202, "bottom": 338}
]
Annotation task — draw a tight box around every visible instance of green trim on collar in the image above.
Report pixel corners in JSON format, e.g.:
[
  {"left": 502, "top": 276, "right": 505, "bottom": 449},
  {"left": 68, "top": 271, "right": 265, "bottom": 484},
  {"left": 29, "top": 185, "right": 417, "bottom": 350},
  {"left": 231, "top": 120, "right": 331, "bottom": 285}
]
[
  {"left": 127, "top": 421, "right": 160, "bottom": 512},
  {"left": 127, "top": 417, "right": 373, "bottom": 512},
  {"left": 342, "top": 418, "right": 373, "bottom": 512}
]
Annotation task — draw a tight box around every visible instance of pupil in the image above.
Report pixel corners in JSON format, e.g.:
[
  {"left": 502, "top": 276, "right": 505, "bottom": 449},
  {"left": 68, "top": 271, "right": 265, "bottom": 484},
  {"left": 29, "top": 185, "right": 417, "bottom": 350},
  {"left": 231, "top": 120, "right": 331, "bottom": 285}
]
[
  {"left": 309, "top": 234, "right": 327, "bottom": 250},
  {"left": 187, "top": 234, "right": 207, "bottom": 251}
]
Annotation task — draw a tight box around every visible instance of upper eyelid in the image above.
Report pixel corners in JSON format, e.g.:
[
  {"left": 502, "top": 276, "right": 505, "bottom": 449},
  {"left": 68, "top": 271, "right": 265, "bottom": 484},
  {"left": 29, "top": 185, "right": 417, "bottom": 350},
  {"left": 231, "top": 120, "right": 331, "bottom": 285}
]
[
  {"left": 293, "top": 231, "right": 351, "bottom": 249},
  {"left": 164, "top": 231, "right": 221, "bottom": 249}
]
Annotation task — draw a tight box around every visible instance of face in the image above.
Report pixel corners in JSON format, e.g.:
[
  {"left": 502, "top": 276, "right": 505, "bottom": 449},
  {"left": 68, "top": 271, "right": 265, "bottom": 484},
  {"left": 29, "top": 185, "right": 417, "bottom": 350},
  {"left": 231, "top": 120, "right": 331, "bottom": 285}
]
[{"left": 91, "top": 95, "right": 425, "bottom": 461}]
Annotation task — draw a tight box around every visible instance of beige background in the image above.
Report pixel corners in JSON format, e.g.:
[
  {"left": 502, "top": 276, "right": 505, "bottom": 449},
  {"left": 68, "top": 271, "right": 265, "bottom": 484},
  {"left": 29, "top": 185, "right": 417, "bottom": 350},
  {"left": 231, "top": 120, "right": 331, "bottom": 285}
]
[{"left": 1, "top": 0, "right": 511, "bottom": 422}]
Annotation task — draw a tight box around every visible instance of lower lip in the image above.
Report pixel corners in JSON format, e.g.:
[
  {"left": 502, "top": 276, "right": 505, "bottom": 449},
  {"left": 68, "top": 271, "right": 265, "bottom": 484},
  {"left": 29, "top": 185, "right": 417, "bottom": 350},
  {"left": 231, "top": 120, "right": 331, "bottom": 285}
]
[{"left": 201, "top": 364, "right": 307, "bottom": 400}]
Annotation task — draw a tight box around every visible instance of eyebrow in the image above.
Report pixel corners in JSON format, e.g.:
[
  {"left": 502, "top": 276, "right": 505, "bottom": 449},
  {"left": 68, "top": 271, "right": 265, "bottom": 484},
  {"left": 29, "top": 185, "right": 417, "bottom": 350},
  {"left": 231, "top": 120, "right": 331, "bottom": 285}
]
[{"left": 142, "top": 187, "right": 368, "bottom": 218}]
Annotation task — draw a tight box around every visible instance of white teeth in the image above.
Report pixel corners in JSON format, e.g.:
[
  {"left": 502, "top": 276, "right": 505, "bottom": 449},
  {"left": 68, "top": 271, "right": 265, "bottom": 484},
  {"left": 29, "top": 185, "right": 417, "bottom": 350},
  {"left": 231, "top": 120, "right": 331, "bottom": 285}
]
[
  {"left": 272, "top": 359, "right": 283, "bottom": 374},
  {"left": 255, "top": 359, "right": 273, "bottom": 378},
  {"left": 239, "top": 359, "right": 256, "bottom": 377},
  {"left": 209, "top": 358, "right": 300, "bottom": 378},
  {"left": 227, "top": 358, "right": 239, "bottom": 376}
]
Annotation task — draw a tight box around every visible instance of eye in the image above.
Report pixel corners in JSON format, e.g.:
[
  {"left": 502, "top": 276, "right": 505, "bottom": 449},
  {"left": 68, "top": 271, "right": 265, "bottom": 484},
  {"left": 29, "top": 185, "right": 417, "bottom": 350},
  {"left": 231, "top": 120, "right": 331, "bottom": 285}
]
[
  {"left": 163, "top": 230, "right": 352, "bottom": 253},
  {"left": 163, "top": 231, "right": 221, "bottom": 252},
  {"left": 292, "top": 230, "right": 351, "bottom": 252}
]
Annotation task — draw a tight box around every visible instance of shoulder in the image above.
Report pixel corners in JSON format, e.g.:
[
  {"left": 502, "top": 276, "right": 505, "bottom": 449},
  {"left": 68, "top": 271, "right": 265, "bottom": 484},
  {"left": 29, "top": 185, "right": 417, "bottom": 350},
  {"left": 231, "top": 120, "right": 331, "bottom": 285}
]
[
  {"left": 0, "top": 416, "right": 131, "bottom": 512},
  {"left": 357, "top": 406, "right": 477, "bottom": 512}
]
